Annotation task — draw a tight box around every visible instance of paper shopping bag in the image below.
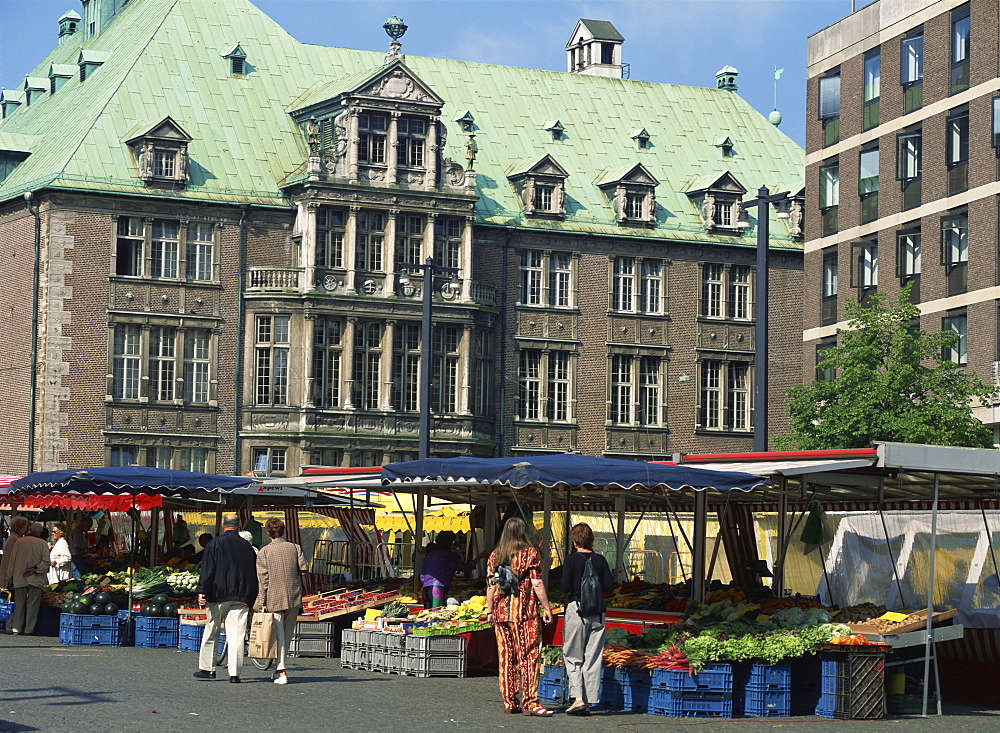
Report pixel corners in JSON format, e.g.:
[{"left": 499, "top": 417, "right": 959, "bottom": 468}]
[{"left": 248, "top": 611, "right": 278, "bottom": 659}]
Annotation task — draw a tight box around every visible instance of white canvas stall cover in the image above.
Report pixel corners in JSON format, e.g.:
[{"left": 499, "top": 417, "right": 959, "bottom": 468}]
[{"left": 819, "top": 510, "right": 1000, "bottom": 628}]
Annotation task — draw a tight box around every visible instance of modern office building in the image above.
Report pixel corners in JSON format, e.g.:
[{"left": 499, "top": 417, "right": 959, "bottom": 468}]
[
  {"left": 804, "top": 0, "right": 1000, "bottom": 438},
  {"left": 0, "top": 0, "right": 804, "bottom": 476}
]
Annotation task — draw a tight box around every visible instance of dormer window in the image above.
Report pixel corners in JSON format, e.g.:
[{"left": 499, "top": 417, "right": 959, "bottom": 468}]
[
  {"left": 397, "top": 116, "right": 426, "bottom": 167},
  {"left": 78, "top": 50, "right": 109, "bottom": 82},
  {"left": 23, "top": 78, "right": 47, "bottom": 106},
  {"left": 0, "top": 90, "right": 23, "bottom": 119},
  {"left": 222, "top": 44, "right": 248, "bottom": 76},
  {"left": 49, "top": 65, "right": 75, "bottom": 94},
  {"left": 632, "top": 128, "right": 651, "bottom": 150},
  {"left": 715, "top": 136, "right": 735, "bottom": 158},
  {"left": 597, "top": 163, "right": 659, "bottom": 227},
  {"left": 544, "top": 120, "right": 565, "bottom": 141},
  {"left": 685, "top": 172, "right": 747, "bottom": 234},
  {"left": 508, "top": 155, "right": 569, "bottom": 219},
  {"left": 455, "top": 110, "right": 475, "bottom": 133},
  {"left": 126, "top": 116, "right": 193, "bottom": 188},
  {"left": 358, "top": 112, "right": 388, "bottom": 164}
]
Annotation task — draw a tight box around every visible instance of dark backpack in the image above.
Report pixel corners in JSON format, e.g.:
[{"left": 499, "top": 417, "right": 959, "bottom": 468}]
[
  {"left": 577, "top": 554, "right": 604, "bottom": 616},
  {"left": 493, "top": 563, "right": 520, "bottom": 597}
]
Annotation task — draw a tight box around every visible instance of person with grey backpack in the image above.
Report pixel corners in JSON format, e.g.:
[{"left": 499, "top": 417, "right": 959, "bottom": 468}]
[{"left": 560, "top": 523, "right": 614, "bottom": 716}]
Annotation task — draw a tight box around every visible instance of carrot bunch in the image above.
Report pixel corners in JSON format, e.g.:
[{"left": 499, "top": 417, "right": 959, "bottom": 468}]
[{"left": 603, "top": 644, "right": 652, "bottom": 668}]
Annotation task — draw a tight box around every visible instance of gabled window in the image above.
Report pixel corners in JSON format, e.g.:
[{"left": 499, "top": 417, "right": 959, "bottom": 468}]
[
  {"left": 818, "top": 70, "right": 840, "bottom": 146},
  {"left": 508, "top": 155, "right": 569, "bottom": 219},
  {"left": 863, "top": 48, "right": 880, "bottom": 131},
  {"left": 819, "top": 159, "right": 839, "bottom": 236},
  {"left": 901, "top": 29, "right": 924, "bottom": 113},
  {"left": 858, "top": 145, "right": 879, "bottom": 224},
  {"left": 951, "top": 4, "right": 970, "bottom": 95},
  {"left": 686, "top": 172, "right": 747, "bottom": 234},
  {"left": 127, "top": 117, "right": 192, "bottom": 188},
  {"left": 222, "top": 44, "right": 248, "bottom": 76},
  {"left": 946, "top": 108, "right": 969, "bottom": 194},
  {"left": 599, "top": 163, "right": 658, "bottom": 227},
  {"left": 896, "top": 128, "right": 922, "bottom": 210}
]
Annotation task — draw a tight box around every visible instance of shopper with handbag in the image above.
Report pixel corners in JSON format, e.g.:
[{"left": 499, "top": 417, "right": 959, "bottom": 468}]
[{"left": 254, "top": 517, "right": 307, "bottom": 685}]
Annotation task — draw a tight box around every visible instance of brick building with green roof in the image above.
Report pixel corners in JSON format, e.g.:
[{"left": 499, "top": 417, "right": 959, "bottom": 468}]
[{"left": 0, "top": 0, "right": 804, "bottom": 476}]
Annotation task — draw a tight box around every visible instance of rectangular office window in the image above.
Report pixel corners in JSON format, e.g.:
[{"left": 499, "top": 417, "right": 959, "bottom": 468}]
[
  {"left": 610, "top": 354, "right": 633, "bottom": 424},
  {"left": 993, "top": 96, "right": 1000, "bottom": 148},
  {"left": 613, "top": 256, "right": 636, "bottom": 311},
  {"left": 316, "top": 208, "right": 345, "bottom": 269},
  {"left": 819, "top": 160, "right": 839, "bottom": 236},
  {"left": 116, "top": 216, "right": 144, "bottom": 276},
  {"left": 112, "top": 324, "right": 141, "bottom": 400},
  {"left": 150, "top": 220, "right": 179, "bottom": 279},
  {"left": 897, "top": 129, "right": 922, "bottom": 210},
  {"left": 352, "top": 322, "right": 382, "bottom": 411},
  {"left": 951, "top": 4, "right": 970, "bottom": 94},
  {"left": 851, "top": 242, "right": 878, "bottom": 289},
  {"left": 701, "top": 263, "right": 723, "bottom": 317},
  {"left": 640, "top": 260, "right": 662, "bottom": 314},
  {"left": 255, "top": 315, "right": 290, "bottom": 406},
  {"left": 863, "top": 48, "right": 880, "bottom": 130},
  {"left": 942, "top": 213, "right": 968, "bottom": 295},
  {"left": 547, "top": 351, "right": 570, "bottom": 421},
  {"left": 183, "top": 328, "right": 212, "bottom": 404},
  {"left": 859, "top": 146, "right": 879, "bottom": 224},
  {"left": 519, "top": 350, "right": 542, "bottom": 420},
  {"left": 520, "top": 250, "right": 543, "bottom": 305},
  {"left": 901, "top": 30, "right": 923, "bottom": 112},
  {"left": 313, "top": 318, "right": 343, "bottom": 409},
  {"left": 946, "top": 109, "right": 969, "bottom": 194},
  {"left": 818, "top": 72, "right": 840, "bottom": 146},
  {"left": 185, "top": 223, "right": 214, "bottom": 282},
  {"left": 816, "top": 339, "right": 837, "bottom": 382},
  {"left": 943, "top": 313, "right": 967, "bottom": 365},
  {"left": 699, "top": 360, "right": 722, "bottom": 430},
  {"left": 897, "top": 230, "right": 922, "bottom": 278},
  {"left": 822, "top": 248, "right": 838, "bottom": 325}
]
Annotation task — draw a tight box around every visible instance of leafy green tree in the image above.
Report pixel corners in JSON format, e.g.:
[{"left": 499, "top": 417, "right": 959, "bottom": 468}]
[{"left": 783, "top": 286, "right": 996, "bottom": 449}]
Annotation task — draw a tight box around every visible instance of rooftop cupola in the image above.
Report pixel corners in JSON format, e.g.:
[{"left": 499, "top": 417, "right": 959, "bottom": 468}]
[
  {"left": 716, "top": 65, "right": 739, "bottom": 92},
  {"left": 58, "top": 10, "right": 81, "bottom": 42},
  {"left": 81, "top": 0, "right": 131, "bottom": 39},
  {"left": 565, "top": 19, "right": 624, "bottom": 78}
]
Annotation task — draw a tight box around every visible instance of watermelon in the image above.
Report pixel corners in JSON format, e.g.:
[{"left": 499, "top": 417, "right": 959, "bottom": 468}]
[
  {"left": 90, "top": 603, "right": 105, "bottom": 615},
  {"left": 77, "top": 596, "right": 92, "bottom": 609},
  {"left": 152, "top": 594, "right": 169, "bottom": 606},
  {"left": 93, "top": 592, "right": 110, "bottom": 605},
  {"left": 161, "top": 603, "right": 178, "bottom": 617},
  {"left": 104, "top": 603, "right": 119, "bottom": 616},
  {"left": 141, "top": 604, "right": 162, "bottom": 617}
]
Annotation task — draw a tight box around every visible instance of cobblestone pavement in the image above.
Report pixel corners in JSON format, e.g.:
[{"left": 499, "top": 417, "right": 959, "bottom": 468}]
[{"left": 2, "top": 633, "right": 999, "bottom": 732}]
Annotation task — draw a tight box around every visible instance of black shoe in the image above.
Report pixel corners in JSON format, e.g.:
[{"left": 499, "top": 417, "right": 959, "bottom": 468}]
[
  {"left": 193, "top": 670, "right": 216, "bottom": 680},
  {"left": 229, "top": 676, "right": 241, "bottom": 683}
]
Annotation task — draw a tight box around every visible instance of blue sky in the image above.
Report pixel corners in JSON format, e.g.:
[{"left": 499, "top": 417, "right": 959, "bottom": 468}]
[{"left": 0, "top": 0, "right": 872, "bottom": 147}]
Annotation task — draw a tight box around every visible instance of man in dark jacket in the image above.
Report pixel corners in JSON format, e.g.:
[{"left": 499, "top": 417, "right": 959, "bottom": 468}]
[{"left": 194, "top": 514, "right": 258, "bottom": 683}]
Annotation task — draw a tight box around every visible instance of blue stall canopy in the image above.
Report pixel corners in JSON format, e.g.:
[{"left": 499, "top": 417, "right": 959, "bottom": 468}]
[{"left": 9, "top": 466, "right": 254, "bottom": 499}]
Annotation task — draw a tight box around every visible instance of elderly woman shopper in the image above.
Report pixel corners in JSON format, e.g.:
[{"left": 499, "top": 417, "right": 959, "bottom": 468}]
[
  {"left": 47, "top": 523, "right": 73, "bottom": 584},
  {"left": 486, "top": 517, "right": 554, "bottom": 717},
  {"left": 254, "top": 518, "right": 306, "bottom": 684}
]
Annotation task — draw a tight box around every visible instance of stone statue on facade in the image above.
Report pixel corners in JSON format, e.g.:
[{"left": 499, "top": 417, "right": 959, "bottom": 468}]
[{"left": 465, "top": 134, "right": 478, "bottom": 170}]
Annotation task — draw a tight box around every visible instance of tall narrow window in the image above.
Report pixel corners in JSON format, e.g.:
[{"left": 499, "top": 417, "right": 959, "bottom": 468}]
[
  {"left": 183, "top": 328, "right": 211, "bottom": 403},
  {"left": 946, "top": 108, "right": 969, "bottom": 194},
  {"left": 396, "top": 214, "right": 424, "bottom": 268},
  {"left": 431, "top": 326, "right": 459, "bottom": 414},
  {"left": 392, "top": 323, "right": 420, "bottom": 412},
  {"left": 943, "top": 313, "right": 968, "bottom": 365},
  {"left": 316, "top": 208, "right": 345, "bottom": 269},
  {"left": 518, "top": 350, "right": 542, "bottom": 420},
  {"left": 901, "top": 30, "right": 924, "bottom": 113},
  {"left": 613, "top": 257, "right": 635, "bottom": 312},
  {"left": 313, "top": 319, "right": 343, "bottom": 409},
  {"left": 951, "top": 4, "right": 970, "bottom": 94},
  {"left": 352, "top": 322, "right": 382, "bottom": 410},
  {"left": 819, "top": 159, "right": 839, "bottom": 236},
  {"left": 638, "top": 356, "right": 660, "bottom": 426},
  {"left": 610, "top": 355, "right": 633, "bottom": 424},
  {"left": 701, "top": 263, "right": 723, "bottom": 317},
  {"left": 549, "top": 253, "right": 572, "bottom": 307},
  {"left": 728, "top": 265, "right": 751, "bottom": 320},
  {"left": 533, "top": 185, "right": 554, "bottom": 212},
  {"left": 520, "top": 250, "right": 543, "bottom": 305},
  {"left": 897, "top": 230, "right": 922, "bottom": 279},
  {"left": 185, "top": 223, "right": 214, "bottom": 282},
  {"left": 818, "top": 71, "right": 840, "bottom": 146},
  {"left": 116, "top": 216, "right": 144, "bottom": 276},
  {"left": 112, "top": 324, "right": 141, "bottom": 400},
  {"left": 699, "top": 360, "right": 722, "bottom": 429},
  {"left": 357, "top": 112, "right": 388, "bottom": 164},
  {"left": 942, "top": 213, "right": 968, "bottom": 296},
  {"left": 149, "top": 326, "right": 176, "bottom": 401},
  {"left": 859, "top": 146, "right": 879, "bottom": 224},
  {"left": 822, "top": 248, "right": 838, "bottom": 325},
  {"left": 474, "top": 331, "right": 493, "bottom": 417},
  {"left": 727, "top": 363, "right": 751, "bottom": 431},
  {"left": 355, "top": 211, "right": 385, "bottom": 272},
  {"left": 863, "top": 48, "right": 880, "bottom": 130},
  {"left": 151, "top": 220, "right": 179, "bottom": 279},
  {"left": 851, "top": 242, "right": 878, "bottom": 289},
  {"left": 255, "top": 315, "right": 290, "bottom": 405},
  {"left": 433, "top": 217, "right": 461, "bottom": 271},
  {"left": 152, "top": 150, "right": 176, "bottom": 179},
  {"left": 640, "top": 260, "right": 662, "bottom": 314},
  {"left": 896, "top": 129, "right": 922, "bottom": 210},
  {"left": 993, "top": 96, "right": 1000, "bottom": 149},
  {"left": 816, "top": 339, "right": 837, "bottom": 382},
  {"left": 547, "top": 351, "right": 570, "bottom": 421},
  {"left": 397, "top": 116, "right": 426, "bottom": 168}
]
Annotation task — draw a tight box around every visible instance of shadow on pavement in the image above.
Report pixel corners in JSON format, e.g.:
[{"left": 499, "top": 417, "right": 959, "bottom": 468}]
[
  {"left": 0, "top": 721, "right": 38, "bottom": 731},
  {"left": 0, "top": 687, "right": 116, "bottom": 706}
]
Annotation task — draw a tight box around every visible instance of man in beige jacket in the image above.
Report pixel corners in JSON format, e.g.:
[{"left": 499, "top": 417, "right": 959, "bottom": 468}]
[{"left": 3, "top": 522, "right": 50, "bottom": 635}]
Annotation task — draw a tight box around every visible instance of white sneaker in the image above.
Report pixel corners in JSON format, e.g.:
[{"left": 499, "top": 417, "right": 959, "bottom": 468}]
[{"left": 273, "top": 674, "right": 288, "bottom": 685}]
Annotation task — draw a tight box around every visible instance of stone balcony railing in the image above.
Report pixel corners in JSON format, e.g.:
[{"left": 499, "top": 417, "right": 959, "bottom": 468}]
[{"left": 248, "top": 267, "right": 304, "bottom": 291}]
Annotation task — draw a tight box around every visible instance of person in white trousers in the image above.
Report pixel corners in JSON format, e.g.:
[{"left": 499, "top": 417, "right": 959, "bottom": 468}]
[
  {"left": 254, "top": 518, "right": 307, "bottom": 684},
  {"left": 560, "top": 523, "right": 614, "bottom": 716}
]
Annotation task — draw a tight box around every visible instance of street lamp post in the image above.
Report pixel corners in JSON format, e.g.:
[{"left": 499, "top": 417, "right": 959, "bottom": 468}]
[
  {"left": 739, "top": 186, "right": 790, "bottom": 453},
  {"left": 398, "top": 256, "right": 460, "bottom": 459}
]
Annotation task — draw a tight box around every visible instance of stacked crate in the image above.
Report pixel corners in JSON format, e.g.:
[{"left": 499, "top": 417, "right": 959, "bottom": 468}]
[
  {"left": 404, "top": 634, "right": 467, "bottom": 677},
  {"left": 290, "top": 619, "right": 335, "bottom": 658},
  {"left": 615, "top": 667, "right": 652, "bottom": 712},
  {"left": 134, "top": 616, "right": 180, "bottom": 649},
  {"left": 380, "top": 631, "right": 406, "bottom": 673},
  {"left": 599, "top": 666, "right": 625, "bottom": 709},
  {"left": 648, "top": 663, "right": 734, "bottom": 718},
  {"left": 0, "top": 597, "right": 13, "bottom": 632},
  {"left": 58, "top": 613, "right": 124, "bottom": 646},
  {"left": 740, "top": 664, "right": 791, "bottom": 717},
  {"left": 537, "top": 664, "right": 568, "bottom": 705},
  {"left": 816, "top": 648, "right": 886, "bottom": 720}
]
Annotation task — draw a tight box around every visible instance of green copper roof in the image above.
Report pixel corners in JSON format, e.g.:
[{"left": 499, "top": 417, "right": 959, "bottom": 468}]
[
  {"left": 577, "top": 20, "right": 624, "bottom": 43},
  {"left": 0, "top": 0, "right": 804, "bottom": 247}
]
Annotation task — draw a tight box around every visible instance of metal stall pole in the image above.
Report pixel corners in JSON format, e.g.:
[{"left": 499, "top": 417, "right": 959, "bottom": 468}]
[
  {"left": 775, "top": 486, "right": 788, "bottom": 596},
  {"left": 412, "top": 485, "right": 426, "bottom": 597},
  {"left": 615, "top": 494, "right": 627, "bottom": 582},
  {"left": 922, "top": 474, "right": 941, "bottom": 717},
  {"left": 692, "top": 491, "right": 708, "bottom": 603},
  {"left": 565, "top": 485, "right": 572, "bottom": 561},
  {"left": 150, "top": 507, "right": 160, "bottom": 566},
  {"left": 542, "top": 486, "right": 553, "bottom": 586}
]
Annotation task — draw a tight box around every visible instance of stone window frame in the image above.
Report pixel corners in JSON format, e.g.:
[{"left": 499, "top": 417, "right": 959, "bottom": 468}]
[
  {"left": 686, "top": 172, "right": 747, "bottom": 235},
  {"left": 111, "top": 215, "right": 221, "bottom": 283},
  {"left": 516, "top": 346, "right": 577, "bottom": 423},
  {"left": 698, "top": 262, "right": 753, "bottom": 321},
  {"left": 508, "top": 155, "right": 569, "bottom": 220},
  {"left": 518, "top": 248, "right": 577, "bottom": 308},
  {"left": 607, "top": 349, "right": 666, "bottom": 427},
  {"left": 696, "top": 355, "right": 753, "bottom": 433},
  {"left": 610, "top": 255, "right": 665, "bottom": 315}
]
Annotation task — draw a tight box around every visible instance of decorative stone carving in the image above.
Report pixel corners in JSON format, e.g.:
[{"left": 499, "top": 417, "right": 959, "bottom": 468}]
[
  {"left": 701, "top": 193, "right": 716, "bottom": 230},
  {"left": 789, "top": 199, "right": 803, "bottom": 237}
]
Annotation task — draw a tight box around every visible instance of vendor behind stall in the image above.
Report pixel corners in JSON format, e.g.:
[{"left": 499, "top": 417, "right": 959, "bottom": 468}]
[{"left": 420, "top": 531, "right": 473, "bottom": 608}]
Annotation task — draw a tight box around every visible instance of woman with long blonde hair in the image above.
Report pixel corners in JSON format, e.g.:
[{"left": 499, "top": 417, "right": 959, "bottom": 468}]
[{"left": 486, "top": 517, "right": 554, "bottom": 716}]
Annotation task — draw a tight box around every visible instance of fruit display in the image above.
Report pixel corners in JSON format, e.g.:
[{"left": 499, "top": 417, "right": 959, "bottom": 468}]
[
  {"left": 832, "top": 602, "right": 888, "bottom": 623},
  {"left": 166, "top": 570, "right": 200, "bottom": 594},
  {"left": 62, "top": 592, "right": 121, "bottom": 616}
]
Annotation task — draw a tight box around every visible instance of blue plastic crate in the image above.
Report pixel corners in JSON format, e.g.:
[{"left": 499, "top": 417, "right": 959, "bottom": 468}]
[
  {"left": 134, "top": 616, "right": 179, "bottom": 649},
  {"left": 744, "top": 686, "right": 791, "bottom": 717},
  {"left": 538, "top": 679, "right": 566, "bottom": 704},
  {"left": 614, "top": 667, "right": 652, "bottom": 688},
  {"left": 540, "top": 663, "right": 565, "bottom": 685},
  {"left": 746, "top": 664, "right": 792, "bottom": 689},
  {"left": 653, "top": 663, "right": 733, "bottom": 692},
  {"left": 623, "top": 681, "right": 652, "bottom": 712},
  {"left": 58, "top": 613, "right": 122, "bottom": 646},
  {"left": 599, "top": 678, "right": 625, "bottom": 709},
  {"left": 135, "top": 615, "right": 179, "bottom": 632},
  {"left": 0, "top": 600, "right": 13, "bottom": 620},
  {"left": 648, "top": 688, "right": 733, "bottom": 718}
]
